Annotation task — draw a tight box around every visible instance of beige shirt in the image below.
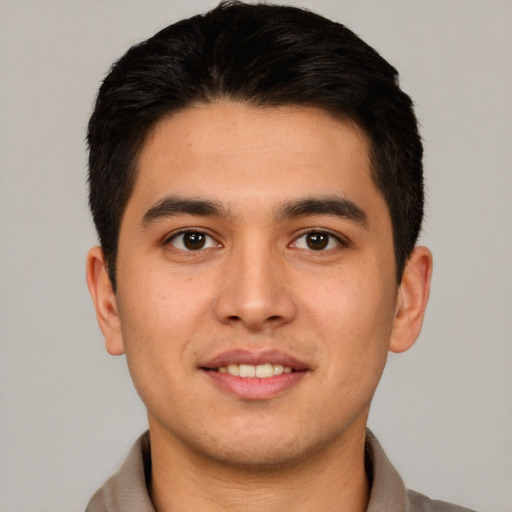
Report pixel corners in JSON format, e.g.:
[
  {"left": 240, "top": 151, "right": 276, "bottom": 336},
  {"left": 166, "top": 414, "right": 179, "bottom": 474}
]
[{"left": 86, "top": 431, "right": 476, "bottom": 512}]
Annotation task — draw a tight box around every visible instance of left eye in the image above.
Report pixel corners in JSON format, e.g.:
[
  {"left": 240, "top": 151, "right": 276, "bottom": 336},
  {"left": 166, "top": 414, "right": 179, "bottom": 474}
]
[
  {"left": 167, "top": 231, "right": 219, "bottom": 251},
  {"left": 292, "top": 231, "right": 341, "bottom": 251}
]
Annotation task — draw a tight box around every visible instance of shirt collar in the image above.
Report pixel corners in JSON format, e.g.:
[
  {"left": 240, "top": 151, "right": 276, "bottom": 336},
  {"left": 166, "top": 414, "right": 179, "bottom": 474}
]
[{"left": 86, "top": 429, "right": 409, "bottom": 512}]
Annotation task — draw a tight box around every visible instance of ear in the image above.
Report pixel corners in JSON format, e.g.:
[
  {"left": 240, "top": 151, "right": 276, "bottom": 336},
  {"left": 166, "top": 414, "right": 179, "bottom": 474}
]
[
  {"left": 86, "top": 246, "right": 125, "bottom": 356},
  {"left": 389, "top": 246, "right": 433, "bottom": 354}
]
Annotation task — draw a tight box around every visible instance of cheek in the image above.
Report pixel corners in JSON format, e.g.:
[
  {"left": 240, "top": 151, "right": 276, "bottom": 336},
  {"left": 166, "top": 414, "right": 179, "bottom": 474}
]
[
  {"left": 115, "top": 272, "right": 211, "bottom": 415},
  {"left": 302, "top": 266, "right": 396, "bottom": 367},
  {"left": 119, "top": 258, "right": 214, "bottom": 322},
  {"left": 115, "top": 265, "right": 215, "bottom": 372}
]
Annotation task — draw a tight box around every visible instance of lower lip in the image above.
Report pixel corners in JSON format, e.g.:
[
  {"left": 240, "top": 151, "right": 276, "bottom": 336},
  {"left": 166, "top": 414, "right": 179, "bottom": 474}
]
[{"left": 204, "top": 370, "right": 307, "bottom": 400}]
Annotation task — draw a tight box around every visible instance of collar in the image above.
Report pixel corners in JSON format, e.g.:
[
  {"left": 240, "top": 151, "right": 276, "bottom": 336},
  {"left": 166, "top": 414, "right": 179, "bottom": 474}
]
[{"left": 86, "top": 430, "right": 410, "bottom": 512}]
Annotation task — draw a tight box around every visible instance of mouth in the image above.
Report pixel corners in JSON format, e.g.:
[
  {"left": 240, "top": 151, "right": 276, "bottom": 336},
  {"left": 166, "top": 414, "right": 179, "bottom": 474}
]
[
  {"left": 200, "top": 350, "right": 309, "bottom": 399},
  {"left": 214, "top": 363, "right": 295, "bottom": 378}
]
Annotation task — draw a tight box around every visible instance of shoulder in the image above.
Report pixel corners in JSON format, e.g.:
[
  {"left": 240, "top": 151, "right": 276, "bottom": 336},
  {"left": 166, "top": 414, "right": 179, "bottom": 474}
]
[
  {"left": 86, "top": 483, "right": 115, "bottom": 512},
  {"left": 365, "top": 430, "right": 479, "bottom": 512},
  {"left": 85, "top": 432, "right": 154, "bottom": 512},
  {"left": 407, "top": 489, "right": 478, "bottom": 512}
]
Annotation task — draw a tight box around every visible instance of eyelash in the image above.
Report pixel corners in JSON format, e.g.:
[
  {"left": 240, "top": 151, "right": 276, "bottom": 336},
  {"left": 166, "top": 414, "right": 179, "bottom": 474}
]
[
  {"left": 164, "top": 228, "right": 347, "bottom": 254},
  {"left": 164, "top": 230, "right": 220, "bottom": 252},
  {"left": 290, "top": 230, "right": 347, "bottom": 252}
]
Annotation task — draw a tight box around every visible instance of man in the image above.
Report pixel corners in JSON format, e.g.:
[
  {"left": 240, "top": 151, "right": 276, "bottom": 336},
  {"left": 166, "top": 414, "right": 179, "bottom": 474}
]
[{"left": 85, "top": 2, "right": 474, "bottom": 511}]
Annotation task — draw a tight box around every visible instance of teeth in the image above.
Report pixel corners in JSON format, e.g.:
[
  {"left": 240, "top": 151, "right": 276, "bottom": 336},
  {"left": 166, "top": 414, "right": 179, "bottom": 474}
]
[
  {"left": 227, "top": 364, "right": 239, "bottom": 376},
  {"left": 239, "top": 364, "right": 256, "bottom": 378},
  {"left": 255, "top": 363, "right": 273, "bottom": 378},
  {"left": 273, "top": 364, "right": 284, "bottom": 375},
  {"left": 218, "top": 363, "right": 294, "bottom": 378}
]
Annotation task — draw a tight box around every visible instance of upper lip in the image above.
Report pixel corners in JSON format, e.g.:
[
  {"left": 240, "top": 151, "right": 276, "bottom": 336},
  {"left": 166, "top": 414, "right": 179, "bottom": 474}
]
[{"left": 200, "top": 349, "right": 309, "bottom": 371}]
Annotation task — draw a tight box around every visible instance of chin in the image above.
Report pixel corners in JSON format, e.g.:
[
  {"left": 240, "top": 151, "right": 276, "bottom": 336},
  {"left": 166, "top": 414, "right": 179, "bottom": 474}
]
[
  {"left": 180, "top": 423, "right": 340, "bottom": 472},
  {"left": 202, "top": 439, "right": 311, "bottom": 470}
]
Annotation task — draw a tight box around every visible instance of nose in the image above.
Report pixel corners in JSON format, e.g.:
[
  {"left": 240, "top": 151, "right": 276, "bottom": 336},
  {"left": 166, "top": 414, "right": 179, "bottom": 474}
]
[{"left": 213, "top": 240, "right": 297, "bottom": 331}]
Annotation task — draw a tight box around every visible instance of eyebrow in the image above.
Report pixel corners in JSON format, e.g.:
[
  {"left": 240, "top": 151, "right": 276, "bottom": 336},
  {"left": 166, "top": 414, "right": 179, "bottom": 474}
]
[
  {"left": 140, "top": 196, "right": 229, "bottom": 228},
  {"left": 276, "top": 197, "right": 368, "bottom": 227},
  {"left": 140, "top": 194, "right": 368, "bottom": 229}
]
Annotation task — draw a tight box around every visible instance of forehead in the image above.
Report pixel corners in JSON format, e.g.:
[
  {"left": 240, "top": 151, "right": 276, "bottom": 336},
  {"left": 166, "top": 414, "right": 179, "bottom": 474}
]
[
  {"left": 132, "top": 101, "right": 376, "bottom": 203},
  {"left": 117, "top": 100, "right": 395, "bottom": 264}
]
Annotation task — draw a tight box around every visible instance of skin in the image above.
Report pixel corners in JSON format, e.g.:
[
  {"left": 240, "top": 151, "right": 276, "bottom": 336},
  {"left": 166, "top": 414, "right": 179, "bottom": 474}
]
[{"left": 87, "top": 101, "right": 432, "bottom": 512}]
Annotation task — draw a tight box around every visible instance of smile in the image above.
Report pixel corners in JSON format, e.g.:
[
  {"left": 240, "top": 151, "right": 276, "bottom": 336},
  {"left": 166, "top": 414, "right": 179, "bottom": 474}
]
[
  {"left": 216, "top": 363, "right": 294, "bottom": 378},
  {"left": 201, "top": 350, "right": 309, "bottom": 400}
]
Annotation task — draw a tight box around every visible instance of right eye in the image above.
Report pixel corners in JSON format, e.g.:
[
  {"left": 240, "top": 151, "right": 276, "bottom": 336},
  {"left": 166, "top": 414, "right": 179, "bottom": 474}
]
[{"left": 166, "top": 231, "right": 220, "bottom": 251}]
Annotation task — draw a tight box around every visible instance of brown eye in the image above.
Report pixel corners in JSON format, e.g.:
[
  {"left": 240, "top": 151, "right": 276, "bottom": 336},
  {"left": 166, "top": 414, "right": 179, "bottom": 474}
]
[
  {"left": 306, "top": 232, "right": 329, "bottom": 250},
  {"left": 292, "top": 231, "right": 341, "bottom": 251},
  {"left": 183, "top": 232, "right": 206, "bottom": 250},
  {"left": 168, "top": 231, "right": 218, "bottom": 251}
]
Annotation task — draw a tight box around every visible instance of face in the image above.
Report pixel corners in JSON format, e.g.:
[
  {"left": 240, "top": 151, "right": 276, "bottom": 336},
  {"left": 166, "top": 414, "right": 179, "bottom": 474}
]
[{"left": 88, "top": 101, "right": 430, "bottom": 469}]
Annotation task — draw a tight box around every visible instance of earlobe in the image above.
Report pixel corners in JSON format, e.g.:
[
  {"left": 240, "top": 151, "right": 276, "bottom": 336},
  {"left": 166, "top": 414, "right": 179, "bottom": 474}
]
[
  {"left": 86, "top": 246, "right": 125, "bottom": 356},
  {"left": 389, "top": 246, "right": 433, "bottom": 354}
]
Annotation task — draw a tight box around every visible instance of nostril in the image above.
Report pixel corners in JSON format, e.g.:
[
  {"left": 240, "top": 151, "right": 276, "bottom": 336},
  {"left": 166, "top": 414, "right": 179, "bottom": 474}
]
[{"left": 213, "top": 289, "right": 297, "bottom": 329}]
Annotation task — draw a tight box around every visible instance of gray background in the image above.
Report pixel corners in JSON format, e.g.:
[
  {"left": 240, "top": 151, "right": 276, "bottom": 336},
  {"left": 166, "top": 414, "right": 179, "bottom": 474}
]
[{"left": 0, "top": 1, "right": 511, "bottom": 511}]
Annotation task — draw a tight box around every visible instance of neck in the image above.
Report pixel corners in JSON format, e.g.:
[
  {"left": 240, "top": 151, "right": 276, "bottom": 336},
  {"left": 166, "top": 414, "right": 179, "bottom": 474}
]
[{"left": 148, "top": 421, "right": 370, "bottom": 512}]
